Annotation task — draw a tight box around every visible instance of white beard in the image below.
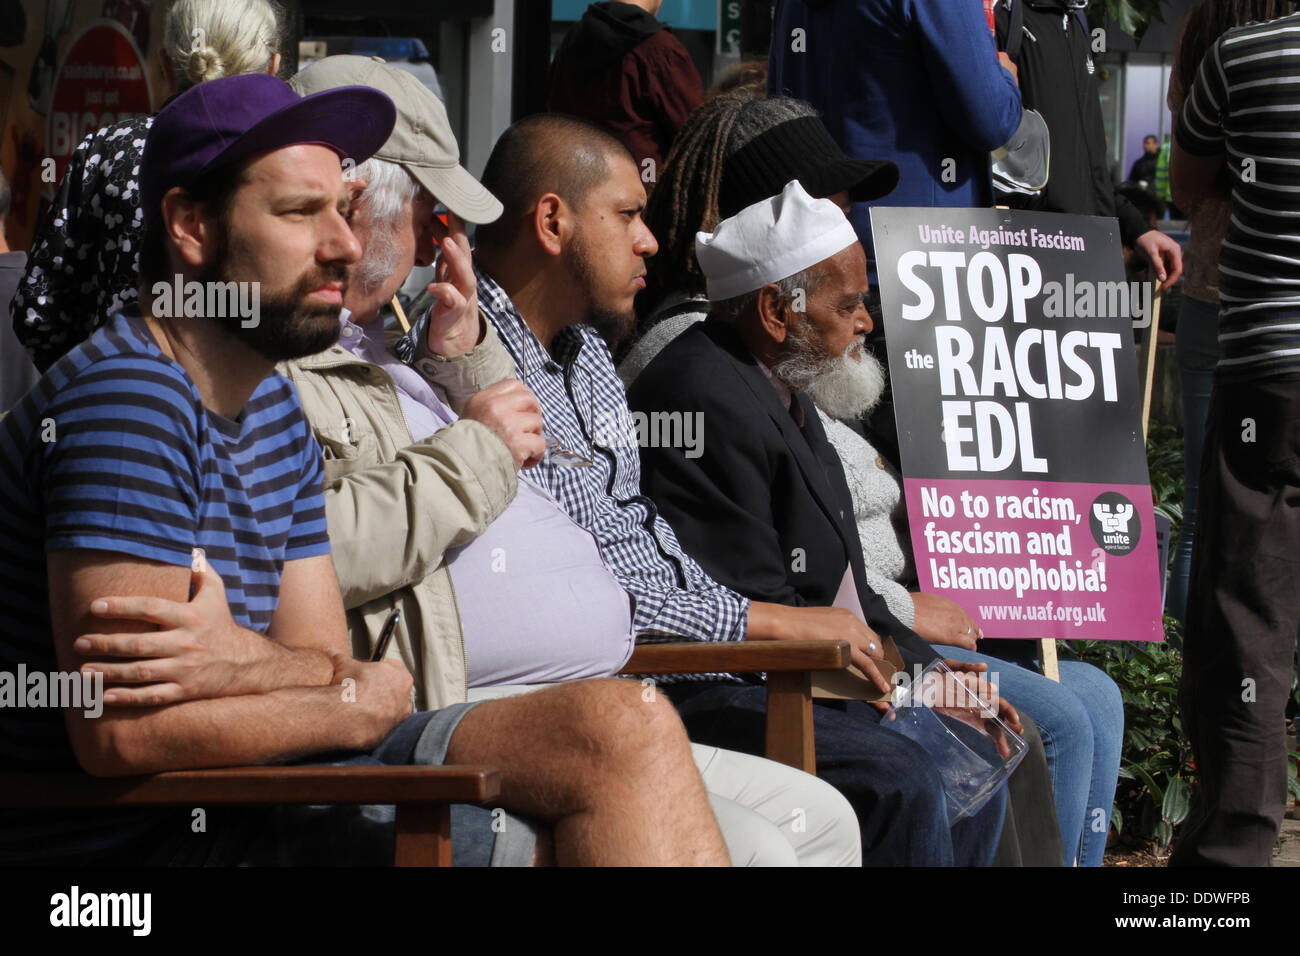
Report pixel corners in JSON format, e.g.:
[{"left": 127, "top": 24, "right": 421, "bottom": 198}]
[
  {"left": 357, "top": 225, "right": 404, "bottom": 297},
  {"left": 774, "top": 323, "right": 887, "bottom": 420},
  {"left": 804, "top": 343, "right": 886, "bottom": 420}
]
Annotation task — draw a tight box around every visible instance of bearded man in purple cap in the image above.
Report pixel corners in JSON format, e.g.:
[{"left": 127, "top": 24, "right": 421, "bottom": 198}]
[{"left": 0, "top": 74, "right": 734, "bottom": 866}]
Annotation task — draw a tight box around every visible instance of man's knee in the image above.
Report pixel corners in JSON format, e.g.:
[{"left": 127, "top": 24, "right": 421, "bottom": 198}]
[
  {"left": 856, "top": 730, "right": 948, "bottom": 820},
  {"left": 537, "top": 677, "right": 689, "bottom": 769},
  {"left": 709, "top": 796, "right": 800, "bottom": 867}
]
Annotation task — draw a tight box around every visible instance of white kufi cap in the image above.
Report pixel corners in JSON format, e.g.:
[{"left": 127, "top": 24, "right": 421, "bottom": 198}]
[{"left": 695, "top": 179, "right": 860, "bottom": 302}]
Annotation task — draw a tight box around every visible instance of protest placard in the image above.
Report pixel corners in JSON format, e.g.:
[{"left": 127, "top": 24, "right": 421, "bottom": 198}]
[{"left": 870, "top": 207, "right": 1162, "bottom": 641}]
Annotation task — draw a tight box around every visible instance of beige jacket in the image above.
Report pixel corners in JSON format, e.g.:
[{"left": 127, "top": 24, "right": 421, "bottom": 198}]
[{"left": 279, "top": 318, "right": 517, "bottom": 710}]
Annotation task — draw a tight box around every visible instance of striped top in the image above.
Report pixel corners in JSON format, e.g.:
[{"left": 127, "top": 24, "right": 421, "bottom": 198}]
[
  {"left": 0, "top": 310, "right": 329, "bottom": 863},
  {"left": 1175, "top": 13, "right": 1300, "bottom": 380}
]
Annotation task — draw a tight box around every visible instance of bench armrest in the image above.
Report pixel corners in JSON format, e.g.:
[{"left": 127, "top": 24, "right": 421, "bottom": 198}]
[
  {"left": 620, "top": 639, "right": 850, "bottom": 675},
  {"left": 619, "top": 641, "right": 852, "bottom": 774},
  {"left": 0, "top": 765, "right": 501, "bottom": 866}
]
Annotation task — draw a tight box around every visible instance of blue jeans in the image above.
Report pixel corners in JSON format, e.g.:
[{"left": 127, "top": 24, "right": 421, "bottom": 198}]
[
  {"left": 666, "top": 682, "right": 1006, "bottom": 866},
  {"left": 932, "top": 645, "right": 1124, "bottom": 867},
  {"left": 1169, "top": 296, "right": 1220, "bottom": 630}
]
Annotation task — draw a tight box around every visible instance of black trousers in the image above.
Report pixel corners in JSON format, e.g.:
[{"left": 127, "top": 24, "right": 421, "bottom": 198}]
[
  {"left": 994, "top": 714, "right": 1065, "bottom": 866},
  {"left": 1172, "top": 373, "right": 1300, "bottom": 866}
]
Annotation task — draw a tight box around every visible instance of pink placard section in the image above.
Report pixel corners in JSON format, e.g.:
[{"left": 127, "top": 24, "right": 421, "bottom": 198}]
[{"left": 903, "top": 477, "right": 1164, "bottom": 641}]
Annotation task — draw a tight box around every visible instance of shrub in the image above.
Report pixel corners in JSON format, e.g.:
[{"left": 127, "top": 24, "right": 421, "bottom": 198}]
[{"left": 1068, "top": 624, "right": 1193, "bottom": 848}]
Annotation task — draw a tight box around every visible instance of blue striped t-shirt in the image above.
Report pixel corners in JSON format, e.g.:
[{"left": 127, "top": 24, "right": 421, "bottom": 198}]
[{"left": 0, "top": 310, "right": 330, "bottom": 863}]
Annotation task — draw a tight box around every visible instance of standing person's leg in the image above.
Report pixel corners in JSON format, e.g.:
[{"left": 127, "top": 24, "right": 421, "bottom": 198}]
[
  {"left": 1168, "top": 296, "right": 1221, "bottom": 631},
  {"left": 1173, "top": 376, "right": 1300, "bottom": 866},
  {"left": 993, "top": 713, "right": 1066, "bottom": 866}
]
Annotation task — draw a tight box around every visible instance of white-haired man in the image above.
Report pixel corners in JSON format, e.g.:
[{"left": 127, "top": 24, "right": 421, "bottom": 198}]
[{"left": 279, "top": 56, "right": 862, "bottom": 866}]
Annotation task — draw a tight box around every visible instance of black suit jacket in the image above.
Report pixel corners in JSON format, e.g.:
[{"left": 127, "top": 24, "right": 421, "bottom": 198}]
[{"left": 628, "top": 319, "right": 937, "bottom": 667}]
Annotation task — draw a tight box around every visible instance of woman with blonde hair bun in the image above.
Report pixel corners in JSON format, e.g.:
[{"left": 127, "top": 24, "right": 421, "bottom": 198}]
[
  {"left": 162, "top": 0, "right": 283, "bottom": 90},
  {"left": 12, "top": 0, "right": 287, "bottom": 370}
]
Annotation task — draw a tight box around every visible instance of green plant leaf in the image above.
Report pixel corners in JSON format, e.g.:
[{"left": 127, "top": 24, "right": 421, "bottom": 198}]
[
  {"left": 1162, "top": 776, "right": 1191, "bottom": 825},
  {"left": 1111, "top": 805, "right": 1124, "bottom": 836},
  {"left": 1131, "top": 763, "right": 1165, "bottom": 804},
  {"left": 1155, "top": 819, "right": 1173, "bottom": 847}
]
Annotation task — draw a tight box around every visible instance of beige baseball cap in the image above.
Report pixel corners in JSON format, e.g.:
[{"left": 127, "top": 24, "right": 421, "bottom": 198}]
[{"left": 290, "top": 54, "right": 503, "bottom": 224}]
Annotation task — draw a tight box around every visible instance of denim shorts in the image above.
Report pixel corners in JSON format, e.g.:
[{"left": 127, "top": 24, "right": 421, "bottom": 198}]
[{"left": 120, "top": 704, "right": 538, "bottom": 867}]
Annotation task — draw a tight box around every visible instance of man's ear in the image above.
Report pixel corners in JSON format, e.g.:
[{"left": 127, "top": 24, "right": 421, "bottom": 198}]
[
  {"left": 159, "top": 186, "right": 212, "bottom": 271},
  {"left": 346, "top": 178, "right": 369, "bottom": 207},
  {"left": 756, "top": 284, "right": 789, "bottom": 344},
  {"left": 533, "top": 192, "right": 566, "bottom": 257}
]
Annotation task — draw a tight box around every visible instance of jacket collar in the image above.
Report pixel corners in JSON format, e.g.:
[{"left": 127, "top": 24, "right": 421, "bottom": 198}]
[{"left": 291, "top": 340, "right": 373, "bottom": 371}]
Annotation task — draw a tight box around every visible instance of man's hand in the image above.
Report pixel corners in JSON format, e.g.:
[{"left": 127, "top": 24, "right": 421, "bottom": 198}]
[
  {"left": 942, "top": 658, "right": 1023, "bottom": 737},
  {"left": 327, "top": 651, "right": 414, "bottom": 750},
  {"left": 912, "top": 592, "right": 981, "bottom": 650},
  {"left": 75, "top": 552, "right": 272, "bottom": 706},
  {"left": 997, "top": 51, "right": 1019, "bottom": 86},
  {"left": 747, "top": 601, "right": 891, "bottom": 695},
  {"left": 460, "top": 379, "right": 547, "bottom": 469},
  {"left": 424, "top": 212, "right": 483, "bottom": 358},
  {"left": 1134, "top": 228, "right": 1183, "bottom": 291}
]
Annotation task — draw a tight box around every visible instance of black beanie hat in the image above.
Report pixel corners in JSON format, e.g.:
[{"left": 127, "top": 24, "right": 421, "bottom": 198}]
[{"left": 719, "top": 115, "right": 898, "bottom": 219}]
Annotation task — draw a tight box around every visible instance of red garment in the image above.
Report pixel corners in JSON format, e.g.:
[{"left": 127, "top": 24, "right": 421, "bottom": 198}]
[
  {"left": 548, "top": 26, "right": 703, "bottom": 176},
  {"left": 984, "top": 0, "right": 997, "bottom": 32}
]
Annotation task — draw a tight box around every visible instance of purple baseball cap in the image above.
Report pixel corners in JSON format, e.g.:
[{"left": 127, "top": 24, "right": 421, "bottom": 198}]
[{"left": 140, "top": 73, "right": 397, "bottom": 218}]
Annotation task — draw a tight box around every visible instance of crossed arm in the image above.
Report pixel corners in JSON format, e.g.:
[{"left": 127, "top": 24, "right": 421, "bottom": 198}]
[{"left": 48, "top": 549, "right": 412, "bottom": 777}]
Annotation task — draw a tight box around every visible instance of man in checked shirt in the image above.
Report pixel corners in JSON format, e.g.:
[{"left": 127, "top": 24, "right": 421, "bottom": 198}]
[{"left": 457, "top": 114, "right": 1005, "bottom": 866}]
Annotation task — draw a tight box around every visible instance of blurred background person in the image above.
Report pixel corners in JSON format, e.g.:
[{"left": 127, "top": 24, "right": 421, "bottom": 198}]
[
  {"left": 768, "top": 0, "right": 1022, "bottom": 273},
  {"left": 1129, "top": 134, "right": 1161, "bottom": 186},
  {"left": 548, "top": 0, "right": 702, "bottom": 182},
  {"left": 0, "top": 167, "right": 39, "bottom": 410},
  {"left": 992, "top": 0, "right": 1182, "bottom": 290}
]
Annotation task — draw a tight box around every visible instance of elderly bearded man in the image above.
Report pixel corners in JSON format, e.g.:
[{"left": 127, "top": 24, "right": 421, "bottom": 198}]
[{"left": 628, "top": 181, "right": 1026, "bottom": 863}]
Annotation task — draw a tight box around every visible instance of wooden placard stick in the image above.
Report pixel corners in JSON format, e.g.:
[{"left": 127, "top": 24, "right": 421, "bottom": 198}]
[
  {"left": 1037, "top": 637, "right": 1060, "bottom": 682},
  {"left": 1138, "top": 288, "right": 1164, "bottom": 441}
]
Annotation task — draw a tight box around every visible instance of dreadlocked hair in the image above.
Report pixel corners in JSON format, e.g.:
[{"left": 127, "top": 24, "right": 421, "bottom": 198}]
[{"left": 638, "top": 89, "right": 755, "bottom": 325}]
